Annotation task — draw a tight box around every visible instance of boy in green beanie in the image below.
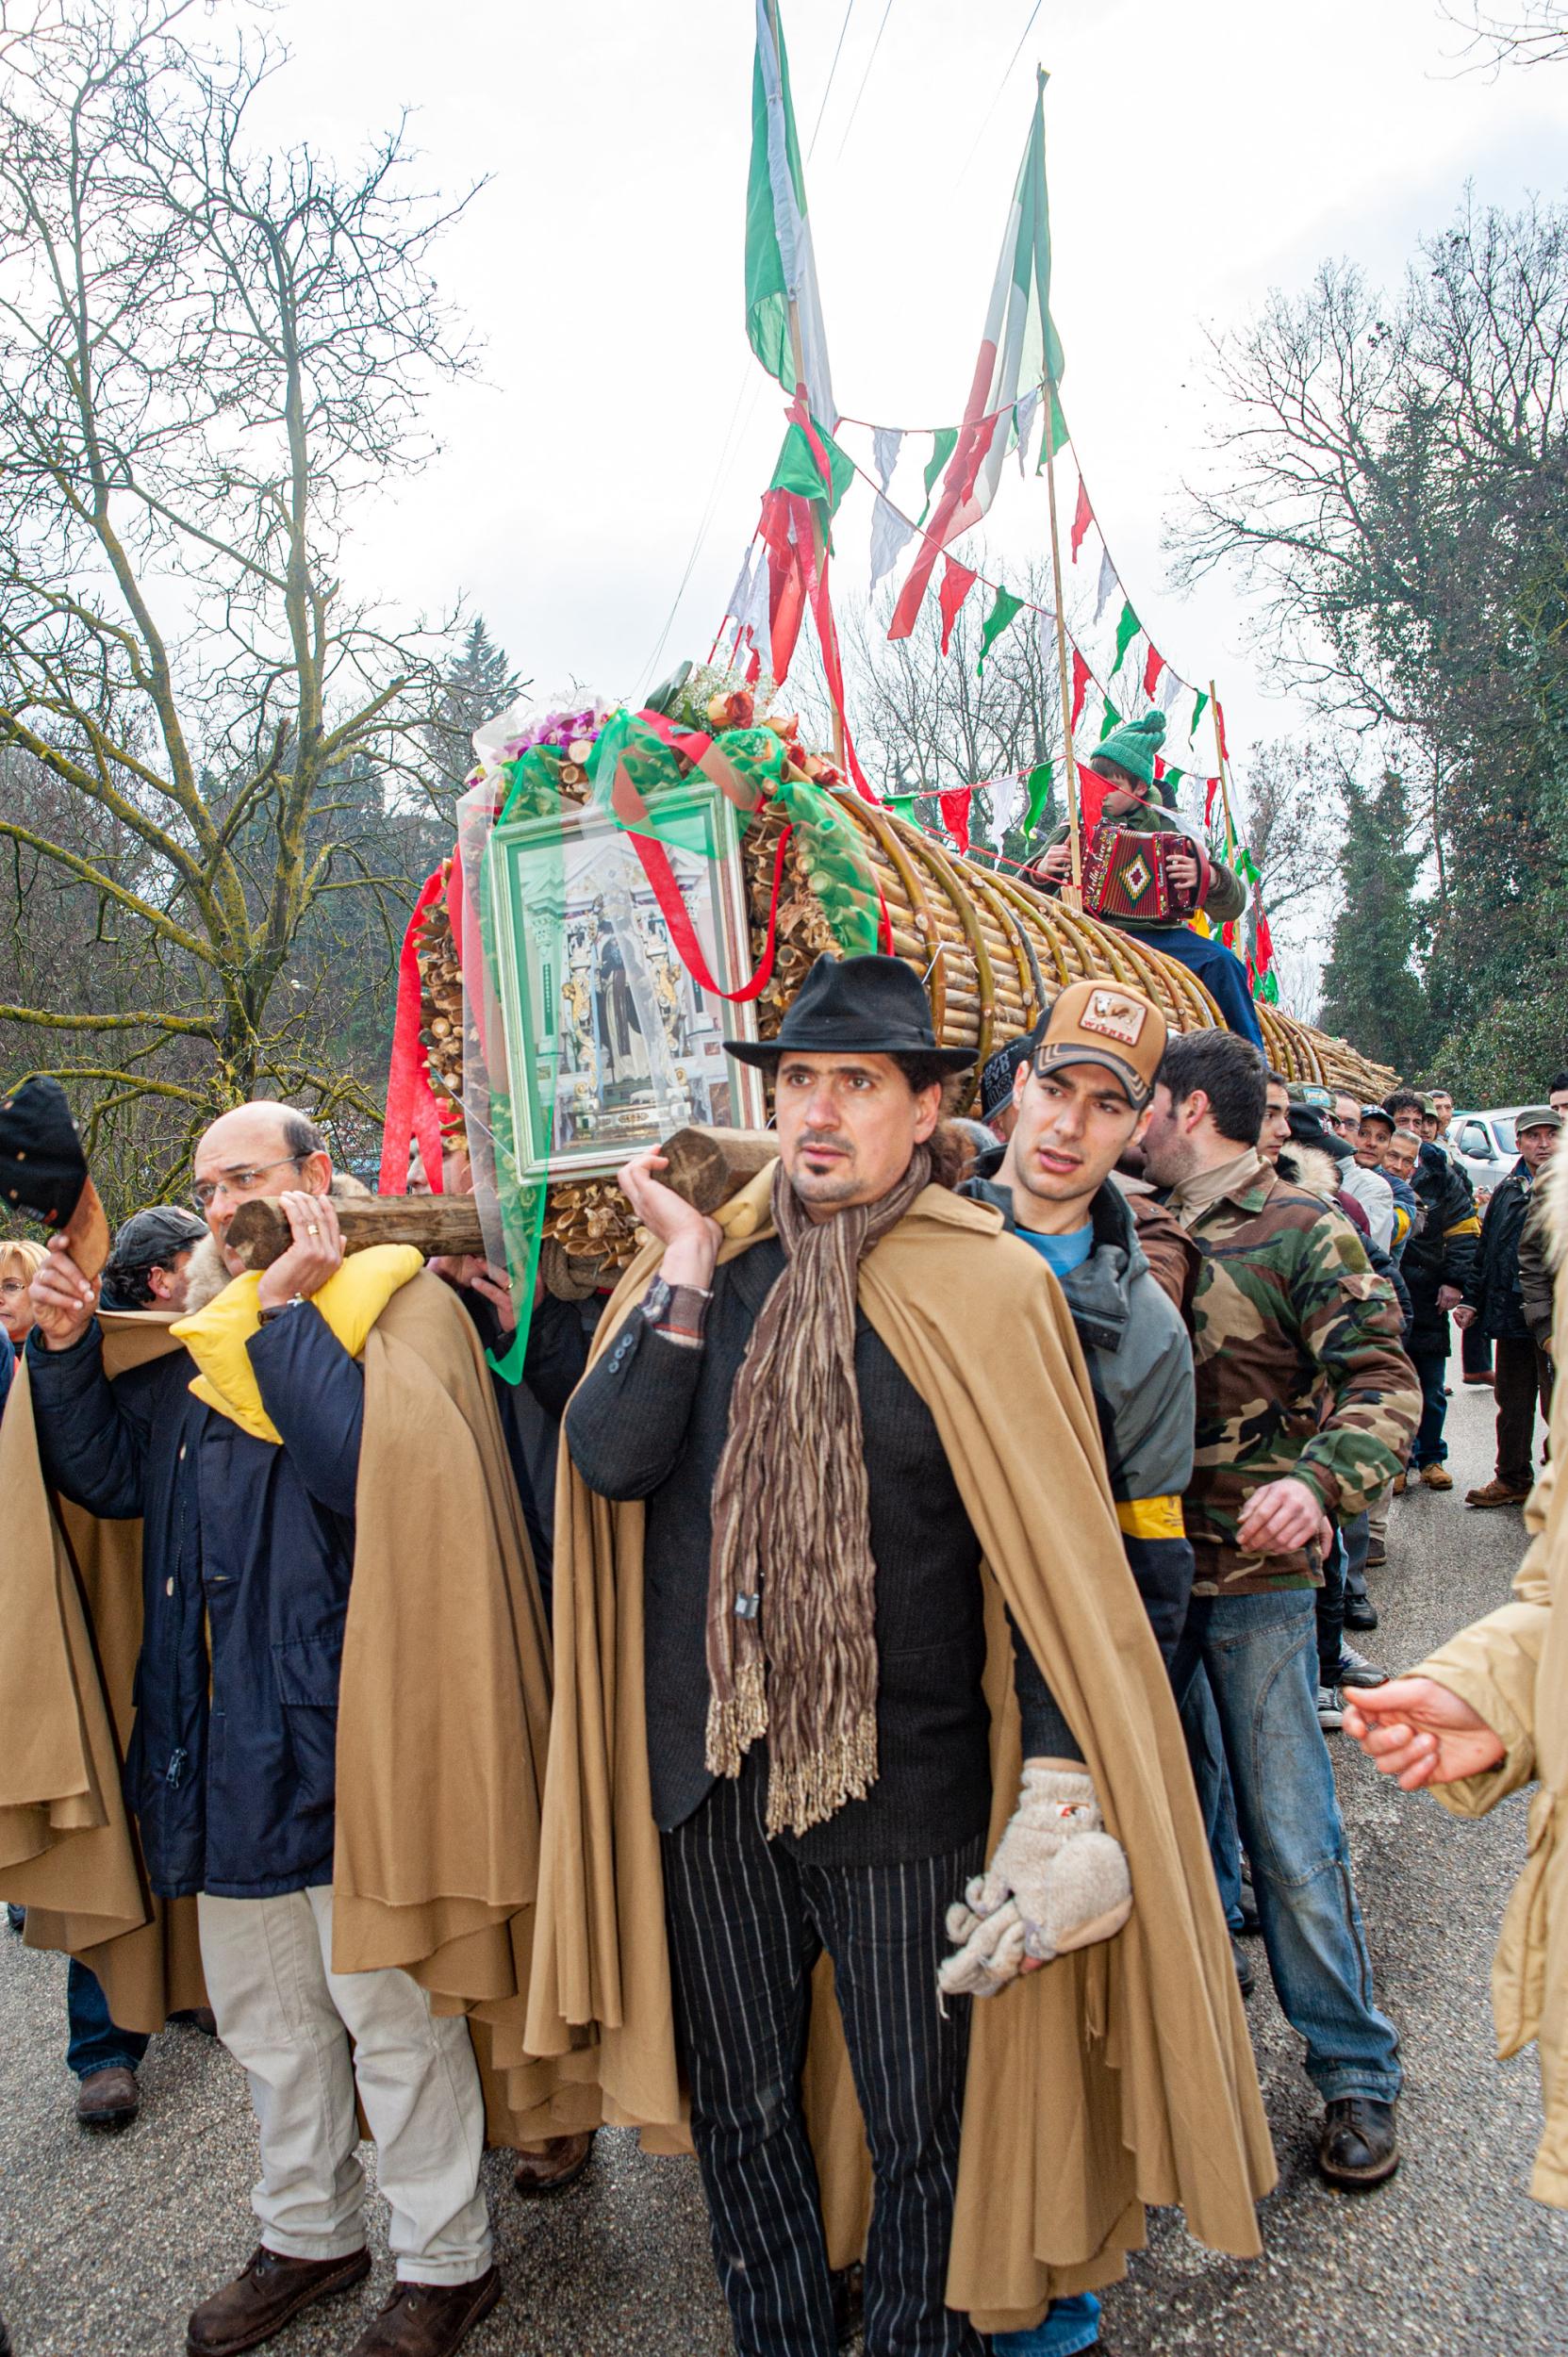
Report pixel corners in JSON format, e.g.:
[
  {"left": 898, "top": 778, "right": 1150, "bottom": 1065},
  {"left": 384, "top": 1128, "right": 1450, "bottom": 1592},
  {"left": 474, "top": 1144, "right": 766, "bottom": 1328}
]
[{"left": 1030, "top": 710, "right": 1262, "bottom": 1047}]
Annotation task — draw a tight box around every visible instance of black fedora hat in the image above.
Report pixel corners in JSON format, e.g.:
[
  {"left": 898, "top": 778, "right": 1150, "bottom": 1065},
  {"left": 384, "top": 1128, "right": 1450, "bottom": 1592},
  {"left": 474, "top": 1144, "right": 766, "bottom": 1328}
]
[{"left": 725, "top": 953, "right": 975, "bottom": 1073}]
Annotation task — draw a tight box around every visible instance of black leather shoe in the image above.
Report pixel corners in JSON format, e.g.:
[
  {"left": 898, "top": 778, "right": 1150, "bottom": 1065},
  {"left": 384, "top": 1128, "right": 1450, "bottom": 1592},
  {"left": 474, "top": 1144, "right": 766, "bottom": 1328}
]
[
  {"left": 1343, "top": 1594, "right": 1379, "bottom": 1632},
  {"left": 0, "top": 2302, "right": 11, "bottom": 2355},
  {"left": 1230, "top": 1937, "right": 1255, "bottom": 1999},
  {"left": 1317, "top": 2096, "right": 1399, "bottom": 2187}
]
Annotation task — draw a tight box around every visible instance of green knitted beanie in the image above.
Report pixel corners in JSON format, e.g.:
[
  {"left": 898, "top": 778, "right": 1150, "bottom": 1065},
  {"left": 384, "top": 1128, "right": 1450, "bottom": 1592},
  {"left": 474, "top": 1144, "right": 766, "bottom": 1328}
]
[{"left": 1091, "top": 709, "right": 1166, "bottom": 791}]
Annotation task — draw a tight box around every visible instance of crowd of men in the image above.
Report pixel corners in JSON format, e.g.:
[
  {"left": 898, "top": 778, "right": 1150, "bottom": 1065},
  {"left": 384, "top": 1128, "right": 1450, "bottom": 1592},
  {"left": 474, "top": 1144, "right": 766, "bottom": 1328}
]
[{"left": 0, "top": 969, "right": 1562, "bottom": 2357}]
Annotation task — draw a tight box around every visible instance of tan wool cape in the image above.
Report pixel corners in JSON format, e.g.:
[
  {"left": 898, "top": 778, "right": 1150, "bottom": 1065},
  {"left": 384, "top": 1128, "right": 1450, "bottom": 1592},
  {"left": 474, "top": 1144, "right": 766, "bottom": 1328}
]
[
  {"left": 524, "top": 1166, "right": 1276, "bottom": 2333},
  {"left": 0, "top": 1273, "right": 569, "bottom": 2142}
]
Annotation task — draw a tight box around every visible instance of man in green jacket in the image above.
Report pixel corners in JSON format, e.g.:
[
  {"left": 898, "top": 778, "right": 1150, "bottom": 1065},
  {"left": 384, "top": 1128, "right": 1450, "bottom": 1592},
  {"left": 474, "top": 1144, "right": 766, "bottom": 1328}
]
[
  {"left": 1029, "top": 711, "right": 1262, "bottom": 1047},
  {"left": 1141, "top": 1027, "right": 1419, "bottom": 2189}
]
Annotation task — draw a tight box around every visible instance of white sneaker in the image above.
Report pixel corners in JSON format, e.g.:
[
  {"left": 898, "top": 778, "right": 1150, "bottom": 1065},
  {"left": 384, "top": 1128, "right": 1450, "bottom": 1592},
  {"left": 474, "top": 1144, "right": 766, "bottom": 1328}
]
[{"left": 1316, "top": 1685, "right": 1345, "bottom": 1731}]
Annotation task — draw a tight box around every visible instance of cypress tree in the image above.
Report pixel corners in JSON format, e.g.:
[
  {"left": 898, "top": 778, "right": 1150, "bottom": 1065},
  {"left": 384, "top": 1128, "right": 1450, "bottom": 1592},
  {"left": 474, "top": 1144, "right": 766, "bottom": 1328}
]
[{"left": 1318, "top": 770, "right": 1434, "bottom": 1077}]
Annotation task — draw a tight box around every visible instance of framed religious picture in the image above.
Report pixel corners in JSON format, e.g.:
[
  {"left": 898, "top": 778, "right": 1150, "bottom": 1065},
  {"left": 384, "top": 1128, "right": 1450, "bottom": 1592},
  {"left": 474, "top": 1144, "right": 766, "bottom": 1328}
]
[{"left": 486, "top": 782, "right": 767, "bottom": 1180}]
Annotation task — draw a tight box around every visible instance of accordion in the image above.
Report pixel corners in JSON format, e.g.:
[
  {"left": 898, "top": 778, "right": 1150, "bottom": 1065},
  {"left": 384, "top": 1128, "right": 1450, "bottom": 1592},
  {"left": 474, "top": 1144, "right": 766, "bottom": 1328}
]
[{"left": 1081, "top": 825, "right": 1200, "bottom": 923}]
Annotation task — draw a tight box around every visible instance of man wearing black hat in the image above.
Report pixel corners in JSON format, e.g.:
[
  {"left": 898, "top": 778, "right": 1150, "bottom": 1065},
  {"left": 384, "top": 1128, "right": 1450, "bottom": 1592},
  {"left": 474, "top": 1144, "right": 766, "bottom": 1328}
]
[
  {"left": 98, "top": 1206, "right": 209, "bottom": 1313},
  {"left": 552, "top": 952, "right": 1271, "bottom": 2356}
]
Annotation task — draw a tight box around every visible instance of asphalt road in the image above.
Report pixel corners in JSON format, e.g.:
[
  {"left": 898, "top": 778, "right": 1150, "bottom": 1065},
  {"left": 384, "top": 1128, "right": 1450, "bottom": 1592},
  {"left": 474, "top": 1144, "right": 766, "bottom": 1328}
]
[{"left": 3, "top": 1358, "right": 1565, "bottom": 2356}]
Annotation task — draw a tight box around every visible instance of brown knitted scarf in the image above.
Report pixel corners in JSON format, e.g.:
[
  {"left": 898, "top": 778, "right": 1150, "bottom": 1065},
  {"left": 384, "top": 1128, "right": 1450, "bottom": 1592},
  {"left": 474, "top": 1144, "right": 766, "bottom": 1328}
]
[{"left": 704, "top": 1146, "right": 932, "bottom": 1838}]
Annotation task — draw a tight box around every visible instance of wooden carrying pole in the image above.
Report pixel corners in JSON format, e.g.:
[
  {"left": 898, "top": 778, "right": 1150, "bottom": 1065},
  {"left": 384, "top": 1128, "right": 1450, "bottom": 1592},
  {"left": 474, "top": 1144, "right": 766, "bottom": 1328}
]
[{"left": 223, "top": 1129, "right": 778, "bottom": 1271}]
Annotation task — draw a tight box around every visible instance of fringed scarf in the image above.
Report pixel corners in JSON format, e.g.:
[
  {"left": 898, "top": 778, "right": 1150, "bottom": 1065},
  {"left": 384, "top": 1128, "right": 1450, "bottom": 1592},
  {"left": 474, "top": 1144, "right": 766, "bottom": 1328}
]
[{"left": 704, "top": 1147, "right": 932, "bottom": 1838}]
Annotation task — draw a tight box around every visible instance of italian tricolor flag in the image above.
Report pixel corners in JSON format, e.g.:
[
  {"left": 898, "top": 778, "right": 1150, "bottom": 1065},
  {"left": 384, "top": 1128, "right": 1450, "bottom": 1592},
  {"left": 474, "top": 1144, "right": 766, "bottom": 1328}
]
[
  {"left": 746, "top": 0, "right": 836, "bottom": 430},
  {"left": 888, "top": 71, "right": 1065, "bottom": 639}
]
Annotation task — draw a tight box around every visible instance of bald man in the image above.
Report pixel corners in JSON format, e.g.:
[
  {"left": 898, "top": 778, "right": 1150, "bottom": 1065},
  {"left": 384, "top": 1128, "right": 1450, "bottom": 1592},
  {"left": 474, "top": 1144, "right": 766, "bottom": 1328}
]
[{"left": 27, "top": 1104, "right": 504, "bottom": 2357}]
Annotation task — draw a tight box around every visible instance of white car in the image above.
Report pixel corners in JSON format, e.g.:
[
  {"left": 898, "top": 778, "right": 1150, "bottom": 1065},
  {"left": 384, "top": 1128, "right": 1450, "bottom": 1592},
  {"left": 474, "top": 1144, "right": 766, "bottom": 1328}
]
[{"left": 1446, "top": 1108, "right": 1524, "bottom": 1195}]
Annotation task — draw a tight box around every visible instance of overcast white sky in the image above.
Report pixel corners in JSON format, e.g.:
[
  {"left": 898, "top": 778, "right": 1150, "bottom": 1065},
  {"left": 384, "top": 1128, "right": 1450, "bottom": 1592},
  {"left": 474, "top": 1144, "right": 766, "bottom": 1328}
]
[{"left": 243, "top": 0, "right": 1567, "bottom": 781}]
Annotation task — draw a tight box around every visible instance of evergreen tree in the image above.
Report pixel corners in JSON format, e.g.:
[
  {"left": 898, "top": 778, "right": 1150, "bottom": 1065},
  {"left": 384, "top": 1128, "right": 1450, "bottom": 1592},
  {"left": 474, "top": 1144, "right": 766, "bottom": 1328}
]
[
  {"left": 1318, "top": 770, "right": 1435, "bottom": 1077},
  {"left": 424, "top": 618, "right": 528, "bottom": 801}
]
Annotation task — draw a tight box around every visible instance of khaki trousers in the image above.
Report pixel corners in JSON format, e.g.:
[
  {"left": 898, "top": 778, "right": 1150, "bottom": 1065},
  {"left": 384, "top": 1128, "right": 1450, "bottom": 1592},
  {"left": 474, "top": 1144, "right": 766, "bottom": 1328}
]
[{"left": 198, "top": 1887, "right": 491, "bottom": 2284}]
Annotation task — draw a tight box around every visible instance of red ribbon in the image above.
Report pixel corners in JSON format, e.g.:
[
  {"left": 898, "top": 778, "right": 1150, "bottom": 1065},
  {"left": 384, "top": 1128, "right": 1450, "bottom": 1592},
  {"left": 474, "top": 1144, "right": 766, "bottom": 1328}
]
[
  {"left": 378, "top": 867, "right": 447, "bottom": 1195},
  {"left": 624, "top": 818, "right": 795, "bottom": 1003}
]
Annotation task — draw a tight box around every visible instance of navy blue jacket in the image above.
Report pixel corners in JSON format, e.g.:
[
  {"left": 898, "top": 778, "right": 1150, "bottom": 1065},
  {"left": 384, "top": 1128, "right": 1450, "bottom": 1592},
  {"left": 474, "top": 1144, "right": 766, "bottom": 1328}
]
[
  {"left": 27, "top": 1306, "right": 364, "bottom": 1901},
  {"left": 0, "top": 1338, "right": 13, "bottom": 1423}
]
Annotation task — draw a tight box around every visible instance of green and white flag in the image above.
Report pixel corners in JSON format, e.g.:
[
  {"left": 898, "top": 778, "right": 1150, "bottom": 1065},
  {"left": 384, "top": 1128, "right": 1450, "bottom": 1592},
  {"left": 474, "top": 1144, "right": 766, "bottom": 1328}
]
[{"left": 747, "top": 0, "right": 836, "bottom": 427}]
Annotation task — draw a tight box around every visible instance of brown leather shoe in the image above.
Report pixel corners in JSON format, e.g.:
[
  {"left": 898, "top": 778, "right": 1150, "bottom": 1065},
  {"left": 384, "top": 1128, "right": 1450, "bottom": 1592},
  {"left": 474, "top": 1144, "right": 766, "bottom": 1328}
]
[
  {"left": 186, "top": 2247, "right": 371, "bottom": 2356},
  {"left": 512, "top": 2129, "right": 594, "bottom": 2197},
  {"left": 1391, "top": 1473, "right": 1406, "bottom": 1495},
  {"left": 1420, "top": 1464, "right": 1454, "bottom": 1492},
  {"left": 1465, "top": 1477, "right": 1532, "bottom": 1508},
  {"left": 346, "top": 2269, "right": 502, "bottom": 2356},
  {"left": 76, "top": 2065, "right": 139, "bottom": 2129}
]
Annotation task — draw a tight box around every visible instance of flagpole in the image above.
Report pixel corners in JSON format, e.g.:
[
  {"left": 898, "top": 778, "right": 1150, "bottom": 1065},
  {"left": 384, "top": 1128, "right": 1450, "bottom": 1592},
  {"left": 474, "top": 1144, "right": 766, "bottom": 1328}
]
[
  {"left": 1043, "top": 387, "right": 1082, "bottom": 912},
  {"left": 767, "top": 0, "right": 847, "bottom": 769}
]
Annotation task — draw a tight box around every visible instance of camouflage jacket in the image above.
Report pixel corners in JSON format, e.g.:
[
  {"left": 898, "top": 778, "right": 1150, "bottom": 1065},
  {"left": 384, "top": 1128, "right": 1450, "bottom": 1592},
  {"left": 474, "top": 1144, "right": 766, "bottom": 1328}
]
[{"left": 1180, "top": 1157, "right": 1421, "bottom": 1595}]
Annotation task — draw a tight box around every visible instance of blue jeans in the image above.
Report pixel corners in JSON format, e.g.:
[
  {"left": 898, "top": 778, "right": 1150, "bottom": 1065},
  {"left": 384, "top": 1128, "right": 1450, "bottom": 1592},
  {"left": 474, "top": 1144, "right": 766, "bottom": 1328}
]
[
  {"left": 66, "top": 1960, "right": 149, "bottom": 2081},
  {"left": 1172, "top": 1590, "right": 1401, "bottom": 2102},
  {"left": 995, "top": 2294, "right": 1101, "bottom": 2355},
  {"left": 1409, "top": 1347, "right": 1449, "bottom": 1469},
  {"left": 1180, "top": 1666, "right": 1244, "bottom": 1934},
  {"left": 1126, "top": 921, "right": 1264, "bottom": 1048}
]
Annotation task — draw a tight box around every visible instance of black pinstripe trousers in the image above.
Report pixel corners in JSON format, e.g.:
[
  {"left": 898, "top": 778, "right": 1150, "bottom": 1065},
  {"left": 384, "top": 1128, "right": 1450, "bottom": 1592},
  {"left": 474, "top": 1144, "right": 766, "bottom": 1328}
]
[{"left": 662, "top": 1759, "right": 989, "bottom": 2357}]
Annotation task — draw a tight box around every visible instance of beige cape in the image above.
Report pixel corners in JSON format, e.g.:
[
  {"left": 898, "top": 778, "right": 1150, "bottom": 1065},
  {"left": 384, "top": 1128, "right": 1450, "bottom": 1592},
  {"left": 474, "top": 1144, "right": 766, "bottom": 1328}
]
[
  {"left": 523, "top": 1168, "right": 1276, "bottom": 2333},
  {"left": 0, "top": 1274, "right": 569, "bottom": 2141}
]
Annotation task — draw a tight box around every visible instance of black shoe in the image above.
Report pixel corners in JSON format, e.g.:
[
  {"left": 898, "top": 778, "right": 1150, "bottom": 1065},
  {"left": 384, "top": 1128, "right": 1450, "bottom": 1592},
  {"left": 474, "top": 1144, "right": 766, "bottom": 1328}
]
[
  {"left": 1237, "top": 1881, "right": 1262, "bottom": 1937},
  {"left": 1230, "top": 1937, "right": 1255, "bottom": 1999},
  {"left": 1343, "top": 1594, "right": 1379, "bottom": 1633},
  {"left": 1317, "top": 2096, "right": 1399, "bottom": 2187},
  {"left": 0, "top": 2303, "right": 10, "bottom": 2356},
  {"left": 1333, "top": 1647, "right": 1389, "bottom": 1690}
]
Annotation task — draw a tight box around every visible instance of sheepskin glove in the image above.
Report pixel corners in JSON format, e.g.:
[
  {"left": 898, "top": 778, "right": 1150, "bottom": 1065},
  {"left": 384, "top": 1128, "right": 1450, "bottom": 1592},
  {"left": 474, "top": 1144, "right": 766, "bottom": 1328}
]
[{"left": 938, "top": 1764, "right": 1131, "bottom": 2001}]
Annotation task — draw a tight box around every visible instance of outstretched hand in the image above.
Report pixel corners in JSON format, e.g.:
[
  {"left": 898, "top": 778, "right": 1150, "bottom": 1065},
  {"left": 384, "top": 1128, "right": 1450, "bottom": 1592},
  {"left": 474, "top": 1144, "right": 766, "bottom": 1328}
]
[{"left": 1342, "top": 1677, "right": 1507, "bottom": 1790}]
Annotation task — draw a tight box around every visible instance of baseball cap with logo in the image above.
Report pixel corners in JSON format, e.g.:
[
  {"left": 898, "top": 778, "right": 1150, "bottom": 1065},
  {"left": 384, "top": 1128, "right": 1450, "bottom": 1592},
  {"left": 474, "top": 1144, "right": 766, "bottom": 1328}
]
[{"left": 1030, "top": 980, "right": 1166, "bottom": 1111}]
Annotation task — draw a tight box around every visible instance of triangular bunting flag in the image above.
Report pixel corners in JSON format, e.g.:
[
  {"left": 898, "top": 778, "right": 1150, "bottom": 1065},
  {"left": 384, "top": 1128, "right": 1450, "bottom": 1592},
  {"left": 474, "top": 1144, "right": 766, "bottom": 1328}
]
[
  {"left": 1191, "top": 687, "right": 1210, "bottom": 738},
  {"left": 1110, "top": 602, "right": 1140, "bottom": 679},
  {"left": 1070, "top": 648, "right": 1090, "bottom": 733},
  {"left": 1024, "top": 760, "right": 1052, "bottom": 836},
  {"left": 1213, "top": 698, "right": 1230, "bottom": 763},
  {"left": 919, "top": 428, "right": 958, "bottom": 522},
  {"left": 978, "top": 587, "right": 1024, "bottom": 674},
  {"left": 1157, "top": 667, "right": 1183, "bottom": 714},
  {"left": 1255, "top": 906, "right": 1275, "bottom": 972},
  {"left": 1143, "top": 643, "right": 1164, "bottom": 701},
  {"left": 872, "top": 425, "right": 903, "bottom": 493},
  {"left": 938, "top": 558, "right": 977, "bottom": 655},
  {"left": 869, "top": 493, "right": 916, "bottom": 594},
  {"left": 987, "top": 771, "right": 1024, "bottom": 846},
  {"left": 1099, "top": 697, "right": 1120, "bottom": 741},
  {"left": 1077, "top": 757, "right": 1111, "bottom": 836},
  {"left": 1095, "top": 545, "right": 1116, "bottom": 623},
  {"left": 1070, "top": 476, "right": 1093, "bottom": 563},
  {"left": 1204, "top": 776, "right": 1219, "bottom": 825},
  {"left": 937, "top": 786, "right": 973, "bottom": 855}
]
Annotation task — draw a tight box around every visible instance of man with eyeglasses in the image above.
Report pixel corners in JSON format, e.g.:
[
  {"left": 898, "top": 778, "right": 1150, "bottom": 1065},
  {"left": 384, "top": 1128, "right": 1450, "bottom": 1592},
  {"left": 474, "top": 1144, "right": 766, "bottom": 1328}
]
[{"left": 19, "top": 1101, "right": 538, "bottom": 2357}]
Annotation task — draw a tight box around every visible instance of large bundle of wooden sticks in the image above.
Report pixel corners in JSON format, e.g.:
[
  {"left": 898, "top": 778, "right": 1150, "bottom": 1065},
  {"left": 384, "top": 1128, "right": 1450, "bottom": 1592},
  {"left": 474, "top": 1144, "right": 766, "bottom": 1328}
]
[{"left": 416, "top": 792, "right": 1395, "bottom": 1277}]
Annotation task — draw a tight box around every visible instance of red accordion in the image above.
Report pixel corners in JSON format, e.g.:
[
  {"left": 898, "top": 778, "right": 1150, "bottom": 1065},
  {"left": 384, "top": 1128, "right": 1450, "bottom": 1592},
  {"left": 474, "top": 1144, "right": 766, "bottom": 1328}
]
[{"left": 1081, "top": 826, "right": 1201, "bottom": 923}]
